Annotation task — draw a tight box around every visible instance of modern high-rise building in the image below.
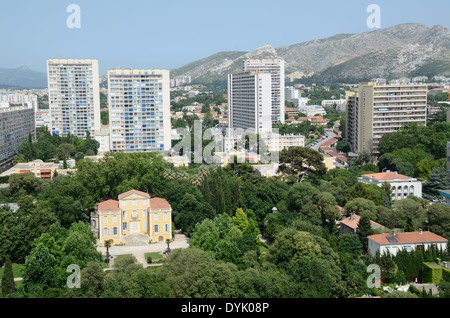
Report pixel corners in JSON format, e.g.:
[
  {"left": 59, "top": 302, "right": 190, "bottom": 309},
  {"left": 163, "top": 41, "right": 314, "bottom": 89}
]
[
  {"left": 346, "top": 82, "right": 427, "bottom": 155},
  {"left": 107, "top": 68, "right": 171, "bottom": 153},
  {"left": 0, "top": 105, "right": 35, "bottom": 171},
  {"left": 47, "top": 59, "right": 101, "bottom": 138},
  {"left": 243, "top": 59, "right": 285, "bottom": 124},
  {"left": 227, "top": 71, "right": 272, "bottom": 136}
]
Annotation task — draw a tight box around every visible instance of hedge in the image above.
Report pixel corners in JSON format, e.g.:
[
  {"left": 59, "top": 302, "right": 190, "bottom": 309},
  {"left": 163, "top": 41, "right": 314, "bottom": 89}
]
[{"left": 422, "top": 262, "right": 450, "bottom": 284}]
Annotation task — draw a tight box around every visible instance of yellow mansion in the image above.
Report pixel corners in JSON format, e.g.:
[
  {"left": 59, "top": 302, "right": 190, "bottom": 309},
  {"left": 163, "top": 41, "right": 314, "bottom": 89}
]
[{"left": 91, "top": 189, "right": 172, "bottom": 245}]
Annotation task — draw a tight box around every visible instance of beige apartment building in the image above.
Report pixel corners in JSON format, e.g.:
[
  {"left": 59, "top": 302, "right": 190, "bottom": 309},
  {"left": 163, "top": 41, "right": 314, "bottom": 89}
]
[
  {"left": 47, "top": 59, "right": 101, "bottom": 139},
  {"left": 346, "top": 82, "right": 427, "bottom": 155},
  {"left": 107, "top": 68, "right": 171, "bottom": 153}
]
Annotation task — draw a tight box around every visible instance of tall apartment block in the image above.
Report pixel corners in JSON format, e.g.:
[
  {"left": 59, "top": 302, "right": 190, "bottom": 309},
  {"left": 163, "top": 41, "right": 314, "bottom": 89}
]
[
  {"left": 107, "top": 68, "right": 171, "bottom": 153},
  {"left": 346, "top": 82, "right": 427, "bottom": 155},
  {"left": 227, "top": 71, "right": 272, "bottom": 136},
  {"left": 243, "top": 59, "right": 285, "bottom": 124},
  {"left": 0, "top": 105, "right": 35, "bottom": 171},
  {"left": 47, "top": 59, "right": 101, "bottom": 138}
]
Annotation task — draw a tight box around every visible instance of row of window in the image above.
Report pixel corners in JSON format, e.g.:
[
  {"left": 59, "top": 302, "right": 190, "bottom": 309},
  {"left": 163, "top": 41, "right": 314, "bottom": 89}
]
[
  {"left": 101, "top": 223, "right": 170, "bottom": 236},
  {"left": 103, "top": 211, "right": 169, "bottom": 222}
]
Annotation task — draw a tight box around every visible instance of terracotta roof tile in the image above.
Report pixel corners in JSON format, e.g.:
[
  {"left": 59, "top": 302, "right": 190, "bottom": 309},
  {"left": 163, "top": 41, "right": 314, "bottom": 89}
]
[
  {"left": 368, "top": 231, "right": 448, "bottom": 245},
  {"left": 362, "top": 172, "right": 410, "bottom": 181},
  {"left": 98, "top": 199, "right": 120, "bottom": 212},
  {"left": 150, "top": 197, "right": 171, "bottom": 209},
  {"left": 340, "top": 214, "right": 384, "bottom": 230}
]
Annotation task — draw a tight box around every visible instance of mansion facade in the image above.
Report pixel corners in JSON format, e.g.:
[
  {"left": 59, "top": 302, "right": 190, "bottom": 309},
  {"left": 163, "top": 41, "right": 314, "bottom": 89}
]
[{"left": 91, "top": 189, "right": 172, "bottom": 245}]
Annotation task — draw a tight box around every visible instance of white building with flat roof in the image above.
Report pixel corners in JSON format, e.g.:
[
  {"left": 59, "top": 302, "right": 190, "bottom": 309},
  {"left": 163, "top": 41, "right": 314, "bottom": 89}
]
[
  {"left": 243, "top": 59, "right": 285, "bottom": 124},
  {"left": 227, "top": 71, "right": 272, "bottom": 135},
  {"left": 47, "top": 59, "right": 101, "bottom": 139}
]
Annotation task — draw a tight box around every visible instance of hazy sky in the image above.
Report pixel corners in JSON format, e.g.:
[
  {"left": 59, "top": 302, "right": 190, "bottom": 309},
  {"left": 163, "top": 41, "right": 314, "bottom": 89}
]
[{"left": 1, "top": 0, "right": 449, "bottom": 74}]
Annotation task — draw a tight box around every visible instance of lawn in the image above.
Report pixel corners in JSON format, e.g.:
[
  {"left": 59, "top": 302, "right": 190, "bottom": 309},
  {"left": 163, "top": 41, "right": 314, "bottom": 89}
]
[
  {"left": 0, "top": 263, "right": 24, "bottom": 278},
  {"left": 144, "top": 252, "right": 163, "bottom": 264}
]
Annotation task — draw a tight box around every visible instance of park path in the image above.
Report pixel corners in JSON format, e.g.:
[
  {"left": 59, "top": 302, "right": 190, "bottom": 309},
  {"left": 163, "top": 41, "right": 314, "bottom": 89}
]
[{"left": 97, "top": 233, "right": 189, "bottom": 268}]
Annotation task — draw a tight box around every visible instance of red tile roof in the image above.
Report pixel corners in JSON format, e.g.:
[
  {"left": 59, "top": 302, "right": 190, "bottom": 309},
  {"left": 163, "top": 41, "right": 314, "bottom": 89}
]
[
  {"left": 118, "top": 189, "right": 150, "bottom": 199},
  {"left": 368, "top": 231, "right": 448, "bottom": 245},
  {"left": 340, "top": 214, "right": 385, "bottom": 230},
  {"left": 150, "top": 197, "right": 172, "bottom": 209},
  {"left": 98, "top": 199, "right": 120, "bottom": 212},
  {"left": 362, "top": 172, "right": 410, "bottom": 181}
]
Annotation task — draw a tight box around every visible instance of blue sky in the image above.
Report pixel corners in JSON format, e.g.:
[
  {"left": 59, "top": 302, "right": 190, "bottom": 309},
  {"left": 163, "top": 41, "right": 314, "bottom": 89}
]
[{"left": 1, "top": 0, "right": 449, "bottom": 74}]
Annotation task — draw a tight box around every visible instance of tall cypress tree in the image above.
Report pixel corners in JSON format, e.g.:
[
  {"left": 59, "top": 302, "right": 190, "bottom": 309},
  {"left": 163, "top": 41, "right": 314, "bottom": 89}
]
[
  {"left": 357, "top": 215, "right": 373, "bottom": 253},
  {"left": 1, "top": 256, "right": 16, "bottom": 297}
]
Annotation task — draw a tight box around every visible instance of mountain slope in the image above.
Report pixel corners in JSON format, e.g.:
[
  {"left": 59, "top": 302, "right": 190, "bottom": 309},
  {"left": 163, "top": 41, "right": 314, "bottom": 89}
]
[
  {"left": 171, "top": 45, "right": 281, "bottom": 84},
  {"left": 172, "top": 23, "right": 450, "bottom": 84},
  {"left": 0, "top": 66, "right": 47, "bottom": 89}
]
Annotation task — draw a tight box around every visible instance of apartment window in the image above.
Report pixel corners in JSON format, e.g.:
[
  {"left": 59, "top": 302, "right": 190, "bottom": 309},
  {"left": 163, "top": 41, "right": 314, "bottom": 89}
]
[
  {"left": 153, "top": 224, "right": 160, "bottom": 233},
  {"left": 103, "top": 216, "right": 108, "bottom": 224},
  {"left": 102, "top": 228, "right": 110, "bottom": 236},
  {"left": 122, "top": 200, "right": 127, "bottom": 207},
  {"left": 143, "top": 210, "right": 147, "bottom": 218},
  {"left": 132, "top": 199, "right": 137, "bottom": 206},
  {"left": 123, "top": 211, "right": 127, "bottom": 218},
  {"left": 122, "top": 222, "right": 128, "bottom": 230},
  {"left": 164, "top": 224, "right": 170, "bottom": 233},
  {"left": 143, "top": 199, "right": 147, "bottom": 205},
  {"left": 112, "top": 227, "right": 119, "bottom": 235},
  {"left": 112, "top": 215, "right": 117, "bottom": 223},
  {"left": 164, "top": 212, "right": 168, "bottom": 220},
  {"left": 132, "top": 210, "right": 138, "bottom": 218},
  {"left": 154, "top": 213, "right": 159, "bottom": 221}
]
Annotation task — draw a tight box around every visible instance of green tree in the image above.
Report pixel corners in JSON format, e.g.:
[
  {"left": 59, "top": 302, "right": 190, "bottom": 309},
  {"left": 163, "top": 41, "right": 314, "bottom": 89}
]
[
  {"left": 23, "top": 243, "right": 61, "bottom": 294},
  {"left": 438, "top": 280, "right": 450, "bottom": 298},
  {"left": 336, "top": 234, "right": 363, "bottom": 257},
  {"left": 424, "top": 167, "right": 450, "bottom": 195},
  {"left": 426, "top": 203, "right": 450, "bottom": 240},
  {"left": 391, "top": 198, "right": 426, "bottom": 231},
  {"left": 60, "top": 221, "right": 103, "bottom": 269},
  {"left": 344, "top": 198, "right": 378, "bottom": 221},
  {"left": 80, "top": 262, "right": 105, "bottom": 298},
  {"left": 357, "top": 215, "right": 373, "bottom": 253},
  {"left": 279, "top": 146, "right": 327, "bottom": 183},
  {"left": 56, "top": 143, "right": 76, "bottom": 160},
  {"left": 1, "top": 256, "right": 15, "bottom": 296}
]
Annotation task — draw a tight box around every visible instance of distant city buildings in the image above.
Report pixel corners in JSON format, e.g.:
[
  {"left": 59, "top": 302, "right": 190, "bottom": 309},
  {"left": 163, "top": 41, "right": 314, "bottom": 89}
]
[
  {"left": 321, "top": 99, "right": 346, "bottom": 112},
  {"left": 47, "top": 59, "right": 101, "bottom": 139},
  {"left": 170, "top": 75, "right": 192, "bottom": 88},
  {"left": 346, "top": 82, "right": 427, "bottom": 155},
  {"left": 35, "top": 109, "right": 50, "bottom": 129},
  {"left": 299, "top": 105, "right": 327, "bottom": 117},
  {"left": 0, "top": 92, "right": 38, "bottom": 111},
  {"left": 243, "top": 59, "right": 285, "bottom": 124},
  {"left": 107, "top": 68, "right": 171, "bottom": 153},
  {"left": 285, "top": 86, "right": 309, "bottom": 107},
  {"left": 0, "top": 104, "right": 35, "bottom": 171}
]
